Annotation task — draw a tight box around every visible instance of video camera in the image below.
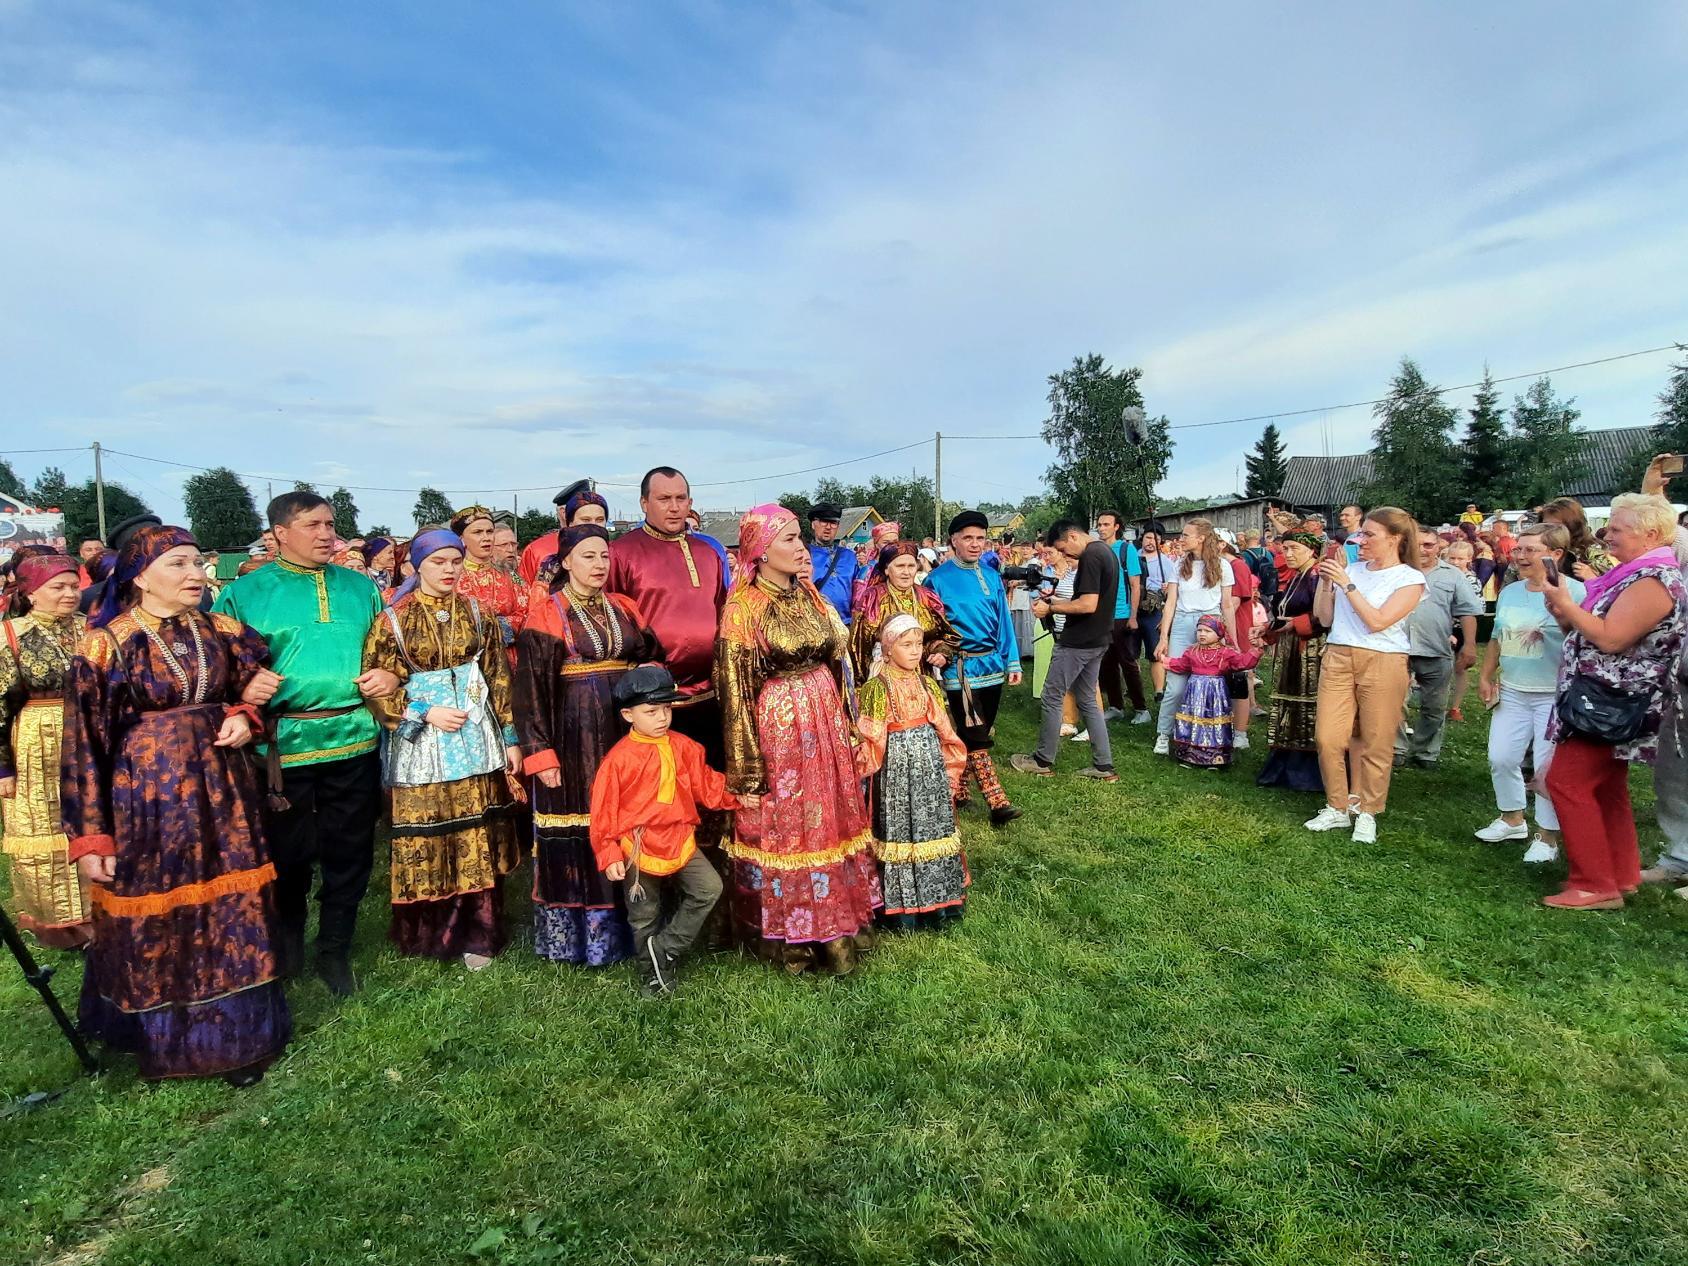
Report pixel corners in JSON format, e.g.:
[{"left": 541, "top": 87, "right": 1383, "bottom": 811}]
[{"left": 1000, "top": 562, "right": 1052, "bottom": 593}]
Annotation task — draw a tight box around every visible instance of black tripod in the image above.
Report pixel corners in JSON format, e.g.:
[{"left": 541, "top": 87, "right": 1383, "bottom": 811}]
[{"left": 1, "top": 901, "right": 98, "bottom": 1078}]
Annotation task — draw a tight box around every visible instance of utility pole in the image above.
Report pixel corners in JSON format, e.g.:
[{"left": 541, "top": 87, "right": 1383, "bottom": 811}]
[
  {"left": 92, "top": 442, "right": 107, "bottom": 541},
  {"left": 933, "top": 431, "right": 942, "bottom": 541}
]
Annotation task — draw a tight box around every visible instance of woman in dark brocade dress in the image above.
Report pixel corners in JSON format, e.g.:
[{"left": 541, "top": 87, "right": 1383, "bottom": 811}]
[
  {"left": 513, "top": 525, "right": 661, "bottom": 965},
  {"left": 1254, "top": 532, "right": 1327, "bottom": 794},
  {"left": 61, "top": 526, "right": 290, "bottom": 1085}
]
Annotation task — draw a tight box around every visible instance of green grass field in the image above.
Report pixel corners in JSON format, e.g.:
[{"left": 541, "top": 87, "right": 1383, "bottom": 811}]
[{"left": 4, "top": 681, "right": 1686, "bottom": 1266}]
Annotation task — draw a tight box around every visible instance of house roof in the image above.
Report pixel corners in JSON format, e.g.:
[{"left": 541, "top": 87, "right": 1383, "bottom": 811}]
[
  {"left": 839, "top": 506, "right": 881, "bottom": 537},
  {"left": 1277, "top": 425, "right": 1656, "bottom": 509},
  {"left": 694, "top": 510, "right": 744, "bottom": 548}
]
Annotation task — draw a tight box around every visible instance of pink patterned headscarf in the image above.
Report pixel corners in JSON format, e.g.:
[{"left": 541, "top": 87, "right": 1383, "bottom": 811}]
[
  {"left": 734, "top": 503, "right": 798, "bottom": 591},
  {"left": 871, "top": 520, "right": 901, "bottom": 548}
]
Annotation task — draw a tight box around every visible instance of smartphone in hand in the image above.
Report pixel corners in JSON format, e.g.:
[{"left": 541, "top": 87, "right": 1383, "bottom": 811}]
[{"left": 1541, "top": 557, "right": 1559, "bottom": 586}]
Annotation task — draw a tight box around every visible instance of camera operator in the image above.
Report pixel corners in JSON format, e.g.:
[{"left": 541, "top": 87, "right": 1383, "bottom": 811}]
[{"left": 1009, "top": 521, "right": 1120, "bottom": 782}]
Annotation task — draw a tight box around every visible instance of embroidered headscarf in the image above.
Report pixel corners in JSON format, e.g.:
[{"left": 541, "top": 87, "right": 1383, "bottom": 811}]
[
  {"left": 16, "top": 553, "right": 77, "bottom": 594},
  {"left": 1196, "top": 614, "right": 1226, "bottom": 640},
  {"left": 91, "top": 525, "right": 198, "bottom": 629},
  {"left": 733, "top": 504, "right": 798, "bottom": 592},
  {"left": 871, "top": 540, "right": 919, "bottom": 579},
  {"left": 8, "top": 553, "right": 77, "bottom": 616},
  {"left": 548, "top": 524, "right": 611, "bottom": 591},
  {"left": 871, "top": 520, "right": 901, "bottom": 548},
  {"left": 880, "top": 613, "right": 922, "bottom": 647},
  {"left": 564, "top": 488, "right": 609, "bottom": 524},
  {"left": 1282, "top": 531, "right": 1323, "bottom": 555},
  {"left": 389, "top": 529, "right": 464, "bottom": 605}
]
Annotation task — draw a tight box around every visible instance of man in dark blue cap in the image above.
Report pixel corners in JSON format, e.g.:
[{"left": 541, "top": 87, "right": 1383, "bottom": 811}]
[{"left": 807, "top": 502, "right": 864, "bottom": 625}]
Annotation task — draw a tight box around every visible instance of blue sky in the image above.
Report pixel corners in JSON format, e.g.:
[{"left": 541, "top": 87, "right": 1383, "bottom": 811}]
[{"left": 3, "top": 1, "right": 1686, "bottom": 531}]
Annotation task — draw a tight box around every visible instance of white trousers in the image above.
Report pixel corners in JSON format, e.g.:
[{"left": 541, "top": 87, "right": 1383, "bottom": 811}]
[{"left": 1488, "top": 686, "right": 1560, "bottom": 831}]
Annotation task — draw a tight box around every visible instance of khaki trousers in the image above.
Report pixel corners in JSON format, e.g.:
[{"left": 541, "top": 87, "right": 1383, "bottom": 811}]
[{"left": 1315, "top": 645, "right": 1410, "bottom": 815}]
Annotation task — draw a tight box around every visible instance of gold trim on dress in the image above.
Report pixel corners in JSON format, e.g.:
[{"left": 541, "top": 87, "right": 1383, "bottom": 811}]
[
  {"left": 871, "top": 831, "right": 965, "bottom": 865},
  {"left": 559, "top": 660, "right": 630, "bottom": 676},
  {"left": 723, "top": 827, "right": 874, "bottom": 872},
  {"left": 534, "top": 812, "right": 591, "bottom": 829},
  {"left": 92, "top": 862, "right": 276, "bottom": 918}
]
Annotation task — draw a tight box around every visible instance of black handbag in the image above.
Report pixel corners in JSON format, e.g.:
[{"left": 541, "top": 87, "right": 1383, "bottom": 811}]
[
  {"left": 1555, "top": 674, "right": 1652, "bottom": 745},
  {"left": 1223, "top": 668, "right": 1251, "bottom": 699}
]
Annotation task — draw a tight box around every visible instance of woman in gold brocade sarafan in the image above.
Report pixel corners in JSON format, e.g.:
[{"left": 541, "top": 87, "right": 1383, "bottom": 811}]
[
  {"left": 363, "top": 531, "right": 522, "bottom": 970},
  {"left": 716, "top": 504, "right": 881, "bottom": 974},
  {"left": 848, "top": 540, "right": 959, "bottom": 681},
  {"left": 1, "top": 555, "right": 92, "bottom": 948}
]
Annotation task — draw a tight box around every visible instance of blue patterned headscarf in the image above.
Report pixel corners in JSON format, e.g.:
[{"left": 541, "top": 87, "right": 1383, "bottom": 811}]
[
  {"left": 91, "top": 525, "right": 198, "bottom": 629},
  {"left": 388, "top": 529, "right": 464, "bottom": 605}
]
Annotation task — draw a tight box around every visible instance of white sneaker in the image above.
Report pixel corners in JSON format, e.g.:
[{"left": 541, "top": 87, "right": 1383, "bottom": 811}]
[
  {"left": 1521, "top": 836, "right": 1560, "bottom": 864},
  {"left": 1059, "top": 723, "right": 1077, "bottom": 738},
  {"left": 1153, "top": 735, "right": 1170, "bottom": 755},
  {"left": 462, "top": 952, "right": 494, "bottom": 972},
  {"left": 1131, "top": 710, "right": 1152, "bottom": 725},
  {"left": 1348, "top": 794, "right": 1361, "bottom": 813},
  {"left": 1232, "top": 733, "right": 1250, "bottom": 751},
  {"left": 1475, "top": 818, "right": 1529, "bottom": 844},
  {"left": 1070, "top": 729, "right": 1090, "bottom": 743},
  {"left": 1102, "top": 707, "right": 1124, "bottom": 721},
  {"left": 1305, "top": 806, "right": 1352, "bottom": 832},
  {"left": 1351, "top": 812, "right": 1378, "bottom": 844}
]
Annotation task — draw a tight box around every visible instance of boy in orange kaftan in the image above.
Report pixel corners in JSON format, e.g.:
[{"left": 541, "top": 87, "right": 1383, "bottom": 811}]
[{"left": 589, "top": 666, "right": 757, "bottom": 994}]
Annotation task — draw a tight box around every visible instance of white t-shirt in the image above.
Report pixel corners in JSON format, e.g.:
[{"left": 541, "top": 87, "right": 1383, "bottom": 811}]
[
  {"left": 1328, "top": 562, "right": 1425, "bottom": 653},
  {"left": 1168, "top": 558, "right": 1231, "bottom": 614}
]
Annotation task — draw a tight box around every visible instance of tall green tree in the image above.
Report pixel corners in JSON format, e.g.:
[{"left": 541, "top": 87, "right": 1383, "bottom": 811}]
[
  {"left": 1508, "top": 376, "right": 1585, "bottom": 509},
  {"left": 1244, "top": 423, "right": 1289, "bottom": 499},
  {"left": 329, "top": 487, "right": 360, "bottom": 539},
  {"left": 1361, "top": 357, "right": 1463, "bottom": 523},
  {"left": 1619, "top": 348, "right": 1688, "bottom": 492},
  {"left": 29, "top": 472, "right": 149, "bottom": 548},
  {"left": 0, "top": 458, "right": 27, "bottom": 502},
  {"left": 414, "top": 487, "right": 454, "bottom": 528},
  {"left": 293, "top": 480, "right": 319, "bottom": 495},
  {"left": 31, "top": 466, "right": 70, "bottom": 511},
  {"left": 1042, "top": 354, "right": 1173, "bottom": 522},
  {"left": 1458, "top": 367, "right": 1513, "bottom": 513},
  {"left": 183, "top": 467, "right": 262, "bottom": 549},
  {"left": 514, "top": 508, "right": 555, "bottom": 546}
]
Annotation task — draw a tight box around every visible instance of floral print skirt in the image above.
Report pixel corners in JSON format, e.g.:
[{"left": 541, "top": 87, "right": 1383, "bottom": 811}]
[{"left": 726, "top": 664, "right": 880, "bottom": 952}]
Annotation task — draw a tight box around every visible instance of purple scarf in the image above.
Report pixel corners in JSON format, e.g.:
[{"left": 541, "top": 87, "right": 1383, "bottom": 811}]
[{"left": 1581, "top": 546, "right": 1676, "bottom": 611}]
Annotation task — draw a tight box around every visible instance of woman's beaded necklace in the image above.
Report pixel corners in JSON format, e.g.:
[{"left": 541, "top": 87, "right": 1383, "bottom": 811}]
[
  {"left": 556, "top": 584, "right": 622, "bottom": 661},
  {"left": 139, "top": 609, "right": 208, "bottom": 704}
]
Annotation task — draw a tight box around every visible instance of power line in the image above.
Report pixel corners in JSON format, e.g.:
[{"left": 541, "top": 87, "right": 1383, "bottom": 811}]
[
  {"left": 92, "top": 438, "right": 934, "bottom": 497},
  {"left": 943, "top": 341, "right": 1684, "bottom": 439}
]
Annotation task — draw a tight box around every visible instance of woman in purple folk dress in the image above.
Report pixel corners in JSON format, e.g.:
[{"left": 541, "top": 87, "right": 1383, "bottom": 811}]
[{"left": 61, "top": 526, "right": 290, "bottom": 1085}]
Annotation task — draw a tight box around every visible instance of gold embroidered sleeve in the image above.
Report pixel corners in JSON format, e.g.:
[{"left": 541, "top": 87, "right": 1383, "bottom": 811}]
[
  {"left": 715, "top": 633, "right": 766, "bottom": 796},
  {"left": 361, "top": 612, "right": 409, "bottom": 730}
]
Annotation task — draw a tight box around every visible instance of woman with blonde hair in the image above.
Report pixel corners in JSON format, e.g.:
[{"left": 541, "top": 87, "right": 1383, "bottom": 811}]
[
  {"left": 1539, "top": 492, "right": 1685, "bottom": 909},
  {"left": 1153, "top": 519, "right": 1236, "bottom": 753},
  {"left": 1305, "top": 507, "right": 1425, "bottom": 844}
]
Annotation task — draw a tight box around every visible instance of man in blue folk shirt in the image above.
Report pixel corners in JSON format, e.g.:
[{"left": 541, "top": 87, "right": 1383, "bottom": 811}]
[{"left": 808, "top": 502, "right": 865, "bottom": 625}]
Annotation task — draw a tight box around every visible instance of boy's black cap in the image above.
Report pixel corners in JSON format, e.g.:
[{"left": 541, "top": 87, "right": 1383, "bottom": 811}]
[{"left": 613, "top": 664, "right": 684, "bottom": 708}]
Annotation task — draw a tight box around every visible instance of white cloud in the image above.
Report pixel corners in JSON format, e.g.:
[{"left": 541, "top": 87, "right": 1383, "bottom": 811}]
[{"left": 1, "top": 3, "right": 1685, "bottom": 530}]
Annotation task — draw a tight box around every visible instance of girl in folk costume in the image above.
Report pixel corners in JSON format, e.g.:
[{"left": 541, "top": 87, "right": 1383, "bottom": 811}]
[
  {"left": 854, "top": 616, "right": 970, "bottom": 930},
  {"left": 363, "top": 531, "right": 522, "bottom": 969},
  {"left": 61, "top": 526, "right": 290, "bottom": 1083},
  {"left": 513, "top": 524, "right": 662, "bottom": 966},
  {"left": 449, "top": 505, "right": 529, "bottom": 661},
  {"left": 1165, "top": 615, "right": 1260, "bottom": 769},
  {"left": 716, "top": 504, "right": 881, "bottom": 974},
  {"left": 2, "top": 555, "right": 92, "bottom": 948},
  {"left": 848, "top": 539, "right": 960, "bottom": 681}
]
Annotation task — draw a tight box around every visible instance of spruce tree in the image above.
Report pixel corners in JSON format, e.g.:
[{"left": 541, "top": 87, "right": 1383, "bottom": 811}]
[
  {"left": 1509, "top": 377, "right": 1585, "bottom": 509},
  {"left": 1620, "top": 349, "right": 1688, "bottom": 491},
  {"left": 1458, "top": 367, "right": 1512, "bottom": 512},
  {"left": 329, "top": 487, "right": 360, "bottom": 539},
  {"left": 1362, "top": 357, "right": 1463, "bottom": 523},
  {"left": 1244, "top": 423, "right": 1289, "bottom": 499}
]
